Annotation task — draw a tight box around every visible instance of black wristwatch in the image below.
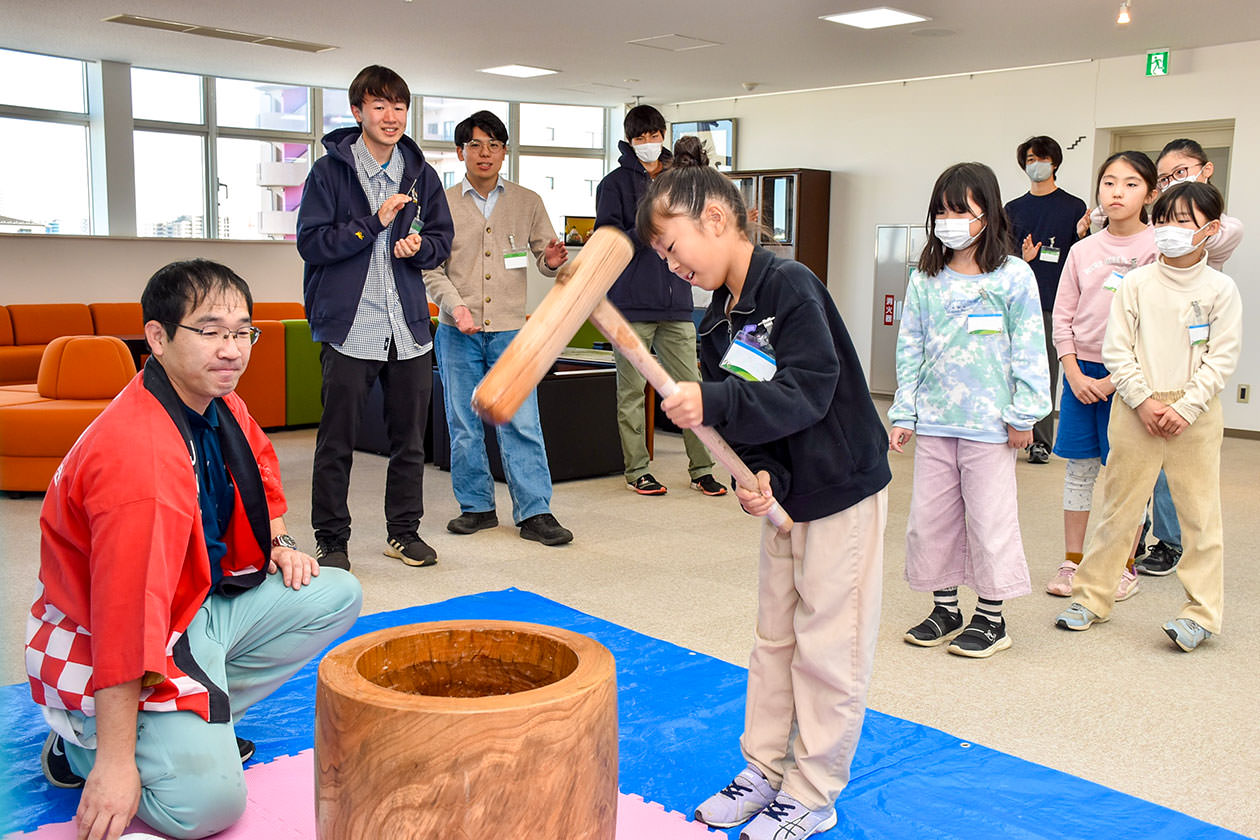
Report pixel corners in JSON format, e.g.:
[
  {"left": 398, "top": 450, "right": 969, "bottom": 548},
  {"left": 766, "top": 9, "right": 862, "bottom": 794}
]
[{"left": 271, "top": 534, "right": 298, "bottom": 551}]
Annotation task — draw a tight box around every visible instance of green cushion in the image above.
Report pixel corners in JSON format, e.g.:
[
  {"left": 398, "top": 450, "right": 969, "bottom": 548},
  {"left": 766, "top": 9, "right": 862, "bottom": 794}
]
[{"left": 282, "top": 319, "right": 323, "bottom": 426}]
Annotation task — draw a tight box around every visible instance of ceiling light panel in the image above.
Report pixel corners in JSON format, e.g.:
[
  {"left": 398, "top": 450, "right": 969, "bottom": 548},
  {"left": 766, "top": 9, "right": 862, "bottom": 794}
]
[
  {"left": 626, "top": 34, "right": 721, "bottom": 52},
  {"left": 820, "top": 7, "right": 930, "bottom": 29},
  {"left": 104, "top": 14, "right": 336, "bottom": 52},
  {"left": 479, "top": 64, "right": 558, "bottom": 78}
]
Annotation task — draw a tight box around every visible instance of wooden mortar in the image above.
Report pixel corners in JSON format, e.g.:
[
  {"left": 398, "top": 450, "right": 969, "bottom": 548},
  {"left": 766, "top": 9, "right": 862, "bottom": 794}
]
[{"left": 315, "top": 620, "right": 618, "bottom": 839}]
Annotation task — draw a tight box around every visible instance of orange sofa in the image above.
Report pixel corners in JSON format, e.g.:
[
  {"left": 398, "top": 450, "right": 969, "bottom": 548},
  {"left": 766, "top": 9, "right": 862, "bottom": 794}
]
[
  {"left": 0, "top": 335, "right": 136, "bottom": 492},
  {"left": 0, "top": 303, "right": 95, "bottom": 386}
]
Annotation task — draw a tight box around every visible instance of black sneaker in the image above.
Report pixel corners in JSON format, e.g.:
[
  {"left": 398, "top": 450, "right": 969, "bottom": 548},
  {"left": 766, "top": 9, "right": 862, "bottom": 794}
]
[
  {"left": 1027, "top": 442, "right": 1050, "bottom": 464},
  {"left": 40, "top": 732, "right": 84, "bottom": 789},
  {"left": 947, "top": 614, "right": 1012, "bottom": 658},
  {"left": 690, "top": 474, "right": 729, "bottom": 496},
  {"left": 447, "top": 510, "right": 499, "bottom": 535},
  {"left": 1137, "top": 540, "right": 1181, "bottom": 576},
  {"left": 315, "top": 537, "right": 350, "bottom": 571},
  {"left": 903, "top": 605, "right": 964, "bottom": 647},
  {"left": 519, "top": 513, "right": 574, "bottom": 546},
  {"left": 385, "top": 533, "right": 438, "bottom": 567},
  {"left": 237, "top": 736, "right": 256, "bottom": 764},
  {"left": 627, "top": 473, "right": 667, "bottom": 495}
]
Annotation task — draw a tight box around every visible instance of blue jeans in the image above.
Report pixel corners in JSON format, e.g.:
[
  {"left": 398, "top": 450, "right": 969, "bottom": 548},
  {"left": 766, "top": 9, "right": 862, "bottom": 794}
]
[
  {"left": 1151, "top": 470, "right": 1182, "bottom": 548},
  {"left": 435, "top": 323, "right": 553, "bottom": 524}
]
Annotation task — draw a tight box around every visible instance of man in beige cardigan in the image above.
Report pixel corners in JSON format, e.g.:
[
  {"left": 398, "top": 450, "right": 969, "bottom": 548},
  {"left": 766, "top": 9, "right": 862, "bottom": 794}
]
[{"left": 424, "top": 111, "right": 573, "bottom": 545}]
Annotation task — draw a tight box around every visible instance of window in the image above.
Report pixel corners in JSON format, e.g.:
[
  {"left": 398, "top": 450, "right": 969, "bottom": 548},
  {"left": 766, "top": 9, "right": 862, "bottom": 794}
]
[
  {"left": 134, "top": 131, "right": 206, "bottom": 237},
  {"left": 0, "top": 49, "right": 92, "bottom": 234},
  {"left": 0, "top": 49, "right": 85, "bottom": 112},
  {"left": 517, "top": 156, "right": 605, "bottom": 236},
  {"left": 421, "top": 97, "right": 508, "bottom": 144},
  {"left": 215, "top": 78, "right": 309, "bottom": 133},
  {"left": 131, "top": 68, "right": 202, "bottom": 124},
  {"left": 321, "top": 89, "right": 357, "bottom": 135},
  {"left": 216, "top": 138, "right": 310, "bottom": 239},
  {"left": 0, "top": 118, "right": 91, "bottom": 234},
  {"left": 519, "top": 104, "right": 603, "bottom": 149},
  {"left": 424, "top": 149, "right": 465, "bottom": 191}
]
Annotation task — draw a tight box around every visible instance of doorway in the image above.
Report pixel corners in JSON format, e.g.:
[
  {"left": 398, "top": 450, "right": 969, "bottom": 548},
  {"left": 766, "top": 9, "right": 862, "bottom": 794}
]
[{"left": 1109, "top": 119, "right": 1234, "bottom": 204}]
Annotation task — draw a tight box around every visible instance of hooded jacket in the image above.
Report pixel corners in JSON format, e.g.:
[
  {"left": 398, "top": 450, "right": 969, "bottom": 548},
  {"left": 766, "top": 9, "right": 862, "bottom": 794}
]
[
  {"left": 698, "top": 248, "right": 891, "bottom": 521},
  {"left": 297, "top": 127, "right": 453, "bottom": 346},
  {"left": 595, "top": 140, "right": 694, "bottom": 322}
]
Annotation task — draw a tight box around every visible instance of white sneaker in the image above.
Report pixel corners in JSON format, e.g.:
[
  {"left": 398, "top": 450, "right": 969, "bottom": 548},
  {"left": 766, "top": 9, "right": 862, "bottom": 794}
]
[
  {"left": 1114, "top": 567, "right": 1141, "bottom": 602},
  {"left": 740, "top": 791, "right": 837, "bottom": 840},
  {"left": 1045, "top": 561, "right": 1077, "bottom": 596},
  {"left": 694, "top": 764, "right": 778, "bottom": 828}
]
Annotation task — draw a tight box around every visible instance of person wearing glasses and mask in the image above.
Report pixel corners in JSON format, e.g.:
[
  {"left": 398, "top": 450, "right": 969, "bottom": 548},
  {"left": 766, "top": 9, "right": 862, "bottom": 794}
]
[
  {"left": 27, "top": 259, "right": 363, "bottom": 840},
  {"left": 297, "top": 64, "right": 453, "bottom": 572},
  {"left": 595, "top": 104, "right": 726, "bottom": 499},
  {"left": 1003, "top": 136, "right": 1088, "bottom": 465},
  {"left": 424, "top": 110, "right": 574, "bottom": 546}
]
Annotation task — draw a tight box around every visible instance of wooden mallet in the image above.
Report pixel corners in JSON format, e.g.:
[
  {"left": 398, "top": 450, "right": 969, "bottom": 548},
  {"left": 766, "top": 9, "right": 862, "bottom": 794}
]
[{"left": 472, "top": 227, "right": 794, "bottom": 532}]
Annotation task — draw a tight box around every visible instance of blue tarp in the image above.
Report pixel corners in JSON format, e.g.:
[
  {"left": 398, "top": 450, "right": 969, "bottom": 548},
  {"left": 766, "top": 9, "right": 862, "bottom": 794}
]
[{"left": 1, "top": 588, "right": 1246, "bottom": 839}]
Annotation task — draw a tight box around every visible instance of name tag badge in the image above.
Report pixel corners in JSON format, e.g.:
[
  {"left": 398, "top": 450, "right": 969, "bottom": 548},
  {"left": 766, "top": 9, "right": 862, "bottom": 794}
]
[
  {"left": 1039, "top": 246, "right": 1061, "bottom": 263},
  {"left": 1188, "top": 323, "right": 1209, "bottom": 346},
  {"left": 504, "top": 250, "right": 529, "bottom": 270},
  {"left": 720, "top": 339, "right": 777, "bottom": 382},
  {"left": 409, "top": 214, "right": 424, "bottom": 236},
  {"left": 967, "top": 312, "right": 1003, "bottom": 335},
  {"left": 1102, "top": 270, "right": 1124, "bottom": 293}
]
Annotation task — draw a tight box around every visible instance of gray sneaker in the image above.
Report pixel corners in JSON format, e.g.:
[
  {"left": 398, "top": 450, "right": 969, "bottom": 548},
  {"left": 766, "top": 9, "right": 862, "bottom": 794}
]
[
  {"left": 694, "top": 764, "right": 778, "bottom": 828},
  {"left": 1164, "top": 617, "right": 1213, "bottom": 651},
  {"left": 740, "top": 791, "right": 837, "bottom": 840},
  {"left": 1055, "top": 602, "right": 1107, "bottom": 631}
]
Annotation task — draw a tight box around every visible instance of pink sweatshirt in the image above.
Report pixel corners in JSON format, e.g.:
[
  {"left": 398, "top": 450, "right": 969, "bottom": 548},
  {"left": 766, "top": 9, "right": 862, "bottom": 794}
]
[{"left": 1052, "top": 226, "right": 1156, "bottom": 363}]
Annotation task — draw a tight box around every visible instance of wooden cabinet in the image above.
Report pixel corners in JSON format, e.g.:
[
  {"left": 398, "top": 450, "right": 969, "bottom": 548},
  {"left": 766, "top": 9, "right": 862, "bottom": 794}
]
[{"left": 727, "top": 168, "right": 831, "bottom": 284}]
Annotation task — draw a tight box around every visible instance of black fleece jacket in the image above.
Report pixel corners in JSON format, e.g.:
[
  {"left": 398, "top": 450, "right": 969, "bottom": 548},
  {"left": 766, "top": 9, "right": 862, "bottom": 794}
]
[{"left": 698, "top": 248, "right": 891, "bottom": 521}]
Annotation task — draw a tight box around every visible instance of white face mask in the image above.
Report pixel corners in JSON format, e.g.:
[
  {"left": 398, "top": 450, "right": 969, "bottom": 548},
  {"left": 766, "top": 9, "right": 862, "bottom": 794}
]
[
  {"left": 1026, "top": 161, "right": 1054, "bottom": 183},
  {"left": 934, "top": 214, "right": 985, "bottom": 250},
  {"left": 633, "top": 142, "right": 662, "bottom": 163},
  {"left": 1154, "top": 222, "right": 1210, "bottom": 258}
]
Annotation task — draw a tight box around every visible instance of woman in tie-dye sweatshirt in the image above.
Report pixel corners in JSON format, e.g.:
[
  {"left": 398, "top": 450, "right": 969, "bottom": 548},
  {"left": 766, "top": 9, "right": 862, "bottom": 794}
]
[{"left": 889, "top": 162, "right": 1051, "bottom": 659}]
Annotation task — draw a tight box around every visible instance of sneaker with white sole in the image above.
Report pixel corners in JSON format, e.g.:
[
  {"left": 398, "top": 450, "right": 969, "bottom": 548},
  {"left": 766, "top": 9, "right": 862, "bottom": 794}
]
[
  {"left": 903, "top": 605, "right": 964, "bottom": 647},
  {"left": 947, "top": 615, "right": 1011, "bottom": 658},
  {"left": 740, "top": 791, "right": 837, "bottom": 840},
  {"left": 1114, "top": 567, "right": 1140, "bottom": 602},
  {"left": 1045, "top": 561, "right": 1077, "bottom": 597},
  {"left": 1055, "top": 602, "right": 1107, "bottom": 631},
  {"left": 694, "top": 764, "right": 778, "bottom": 828},
  {"left": 384, "top": 534, "right": 437, "bottom": 567},
  {"left": 1163, "top": 617, "right": 1212, "bottom": 651},
  {"left": 40, "top": 732, "right": 84, "bottom": 789}
]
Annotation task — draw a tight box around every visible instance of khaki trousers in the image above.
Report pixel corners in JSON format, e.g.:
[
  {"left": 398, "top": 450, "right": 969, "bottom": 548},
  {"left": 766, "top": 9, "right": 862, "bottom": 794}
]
[
  {"left": 1074, "top": 395, "right": 1225, "bottom": 633},
  {"left": 740, "top": 488, "right": 887, "bottom": 810}
]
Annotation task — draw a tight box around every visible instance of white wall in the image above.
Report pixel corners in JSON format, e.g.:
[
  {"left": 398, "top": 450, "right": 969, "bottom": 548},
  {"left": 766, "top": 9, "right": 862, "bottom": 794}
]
[
  {"left": 666, "top": 40, "right": 1260, "bottom": 432},
  {"left": 0, "top": 234, "right": 306, "bottom": 304}
]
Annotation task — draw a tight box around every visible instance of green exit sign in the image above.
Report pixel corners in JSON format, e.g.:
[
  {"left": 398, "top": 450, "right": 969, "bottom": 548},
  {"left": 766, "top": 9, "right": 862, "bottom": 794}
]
[{"left": 1146, "top": 49, "right": 1170, "bottom": 76}]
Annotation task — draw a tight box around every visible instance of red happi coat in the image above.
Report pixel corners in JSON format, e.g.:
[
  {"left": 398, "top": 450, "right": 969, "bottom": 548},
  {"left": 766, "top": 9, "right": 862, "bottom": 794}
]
[{"left": 26, "top": 366, "right": 286, "bottom": 722}]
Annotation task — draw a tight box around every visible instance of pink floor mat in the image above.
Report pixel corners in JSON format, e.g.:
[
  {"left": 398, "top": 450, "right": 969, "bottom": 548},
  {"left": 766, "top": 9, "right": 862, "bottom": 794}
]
[{"left": 10, "top": 750, "right": 719, "bottom": 839}]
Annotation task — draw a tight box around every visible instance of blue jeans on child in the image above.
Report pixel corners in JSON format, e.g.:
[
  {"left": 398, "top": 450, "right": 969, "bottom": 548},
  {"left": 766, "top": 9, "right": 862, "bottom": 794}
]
[
  {"left": 1152, "top": 470, "right": 1182, "bottom": 547},
  {"left": 435, "top": 323, "right": 553, "bottom": 524}
]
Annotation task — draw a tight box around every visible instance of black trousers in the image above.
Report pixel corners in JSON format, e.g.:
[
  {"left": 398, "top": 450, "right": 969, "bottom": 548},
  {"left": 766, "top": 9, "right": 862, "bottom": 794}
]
[
  {"left": 312, "top": 343, "right": 432, "bottom": 543},
  {"left": 1034, "top": 309, "right": 1059, "bottom": 449}
]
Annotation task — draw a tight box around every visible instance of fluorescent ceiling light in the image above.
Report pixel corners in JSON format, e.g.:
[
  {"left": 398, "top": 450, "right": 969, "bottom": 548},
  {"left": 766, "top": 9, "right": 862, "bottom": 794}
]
[
  {"left": 820, "top": 7, "right": 930, "bottom": 29},
  {"left": 479, "top": 64, "right": 557, "bottom": 78}
]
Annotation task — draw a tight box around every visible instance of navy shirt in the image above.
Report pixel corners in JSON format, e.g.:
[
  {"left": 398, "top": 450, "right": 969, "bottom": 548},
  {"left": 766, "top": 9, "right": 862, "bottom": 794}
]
[
  {"left": 184, "top": 402, "right": 235, "bottom": 590},
  {"left": 1004, "top": 187, "right": 1088, "bottom": 312}
]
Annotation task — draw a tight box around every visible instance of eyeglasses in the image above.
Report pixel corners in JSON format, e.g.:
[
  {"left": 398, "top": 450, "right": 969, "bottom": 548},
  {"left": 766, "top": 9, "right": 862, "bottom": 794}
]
[
  {"left": 464, "top": 139, "right": 505, "bottom": 153},
  {"left": 170, "top": 323, "right": 262, "bottom": 345},
  {"left": 1156, "top": 163, "right": 1205, "bottom": 191}
]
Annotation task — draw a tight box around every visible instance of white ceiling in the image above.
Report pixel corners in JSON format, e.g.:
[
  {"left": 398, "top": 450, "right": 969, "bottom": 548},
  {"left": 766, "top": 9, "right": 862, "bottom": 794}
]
[{"left": 5, "top": 0, "right": 1260, "bottom": 107}]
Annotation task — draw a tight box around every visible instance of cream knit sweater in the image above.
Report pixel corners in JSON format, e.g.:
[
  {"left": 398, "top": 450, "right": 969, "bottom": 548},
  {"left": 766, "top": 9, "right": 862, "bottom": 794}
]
[
  {"left": 1102, "top": 252, "right": 1242, "bottom": 423},
  {"left": 424, "top": 179, "right": 558, "bottom": 332}
]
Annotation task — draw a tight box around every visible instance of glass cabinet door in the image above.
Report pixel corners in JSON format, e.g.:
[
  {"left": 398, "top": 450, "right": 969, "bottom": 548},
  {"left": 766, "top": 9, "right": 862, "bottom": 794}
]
[{"left": 761, "top": 175, "right": 795, "bottom": 244}]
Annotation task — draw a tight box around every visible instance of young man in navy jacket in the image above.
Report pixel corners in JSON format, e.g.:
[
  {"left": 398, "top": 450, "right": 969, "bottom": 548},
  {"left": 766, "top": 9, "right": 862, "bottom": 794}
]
[
  {"left": 297, "top": 65, "right": 453, "bottom": 570},
  {"left": 595, "top": 105, "right": 724, "bottom": 498}
]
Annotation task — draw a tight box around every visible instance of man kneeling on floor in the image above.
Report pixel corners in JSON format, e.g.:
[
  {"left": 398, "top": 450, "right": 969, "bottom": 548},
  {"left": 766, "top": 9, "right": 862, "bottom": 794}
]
[{"left": 25, "top": 259, "right": 363, "bottom": 840}]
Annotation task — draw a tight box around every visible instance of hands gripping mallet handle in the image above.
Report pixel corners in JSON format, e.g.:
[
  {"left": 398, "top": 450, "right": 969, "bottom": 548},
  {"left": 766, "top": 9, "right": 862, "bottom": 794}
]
[{"left": 587, "top": 299, "right": 794, "bottom": 533}]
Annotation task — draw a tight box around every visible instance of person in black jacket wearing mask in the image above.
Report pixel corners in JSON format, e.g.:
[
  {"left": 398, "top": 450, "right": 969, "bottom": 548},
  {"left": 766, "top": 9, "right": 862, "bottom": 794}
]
[
  {"left": 646, "top": 137, "right": 891, "bottom": 840},
  {"left": 595, "top": 105, "right": 724, "bottom": 498}
]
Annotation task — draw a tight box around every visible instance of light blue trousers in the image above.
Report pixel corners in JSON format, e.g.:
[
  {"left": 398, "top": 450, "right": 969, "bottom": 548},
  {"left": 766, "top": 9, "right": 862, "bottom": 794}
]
[{"left": 62, "top": 568, "right": 362, "bottom": 839}]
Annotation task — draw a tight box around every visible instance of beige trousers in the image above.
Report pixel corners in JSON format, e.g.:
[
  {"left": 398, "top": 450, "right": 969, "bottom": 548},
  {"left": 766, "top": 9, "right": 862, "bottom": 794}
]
[
  {"left": 740, "top": 488, "right": 887, "bottom": 811},
  {"left": 1074, "top": 394, "right": 1225, "bottom": 633}
]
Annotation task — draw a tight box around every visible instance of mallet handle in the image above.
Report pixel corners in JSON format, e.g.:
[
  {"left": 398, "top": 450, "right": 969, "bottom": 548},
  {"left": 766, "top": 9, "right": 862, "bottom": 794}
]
[{"left": 588, "top": 299, "right": 794, "bottom": 533}]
